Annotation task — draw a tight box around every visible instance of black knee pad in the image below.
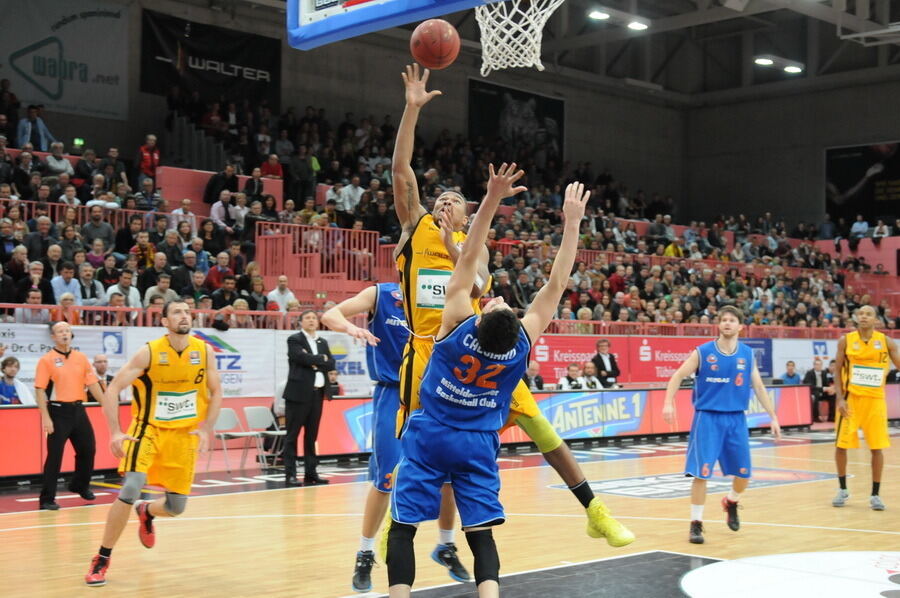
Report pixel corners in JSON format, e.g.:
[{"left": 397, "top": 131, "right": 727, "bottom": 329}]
[
  {"left": 465, "top": 529, "right": 500, "bottom": 586},
  {"left": 387, "top": 521, "right": 417, "bottom": 587}
]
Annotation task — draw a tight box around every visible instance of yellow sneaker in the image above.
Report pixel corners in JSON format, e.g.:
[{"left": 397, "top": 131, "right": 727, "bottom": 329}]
[{"left": 586, "top": 498, "right": 635, "bottom": 547}]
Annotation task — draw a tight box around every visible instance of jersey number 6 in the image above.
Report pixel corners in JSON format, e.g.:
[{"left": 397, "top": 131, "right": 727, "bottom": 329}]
[{"left": 453, "top": 355, "right": 505, "bottom": 389}]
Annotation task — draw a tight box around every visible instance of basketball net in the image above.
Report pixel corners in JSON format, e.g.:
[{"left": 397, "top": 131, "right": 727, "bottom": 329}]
[{"left": 475, "top": 0, "right": 566, "bottom": 77}]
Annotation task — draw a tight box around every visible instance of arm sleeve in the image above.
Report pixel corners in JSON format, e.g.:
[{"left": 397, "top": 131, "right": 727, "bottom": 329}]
[
  {"left": 287, "top": 336, "right": 327, "bottom": 367},
  {"left": 34, "top": 356, "right": 51, "bottom": 390}
]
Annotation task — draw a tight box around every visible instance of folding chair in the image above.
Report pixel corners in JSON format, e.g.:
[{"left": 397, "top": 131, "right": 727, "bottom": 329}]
[
  {"left": 243, "top": 406, "right": 287, "bottom": 469},
  {"left": 207, "top": 408, "right": 260, "bottom": 473}
]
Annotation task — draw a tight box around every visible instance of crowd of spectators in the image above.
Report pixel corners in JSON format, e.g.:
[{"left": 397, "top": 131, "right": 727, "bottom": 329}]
[{"left": 1, "top": 78, "right": 898, "bottom": 333}]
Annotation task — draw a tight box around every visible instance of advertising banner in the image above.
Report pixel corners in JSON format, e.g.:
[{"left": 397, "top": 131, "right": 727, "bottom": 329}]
[
  {"left": 771, "top": 338, "right": 838, "bottom": 379},
  {"left": 0, "top": 0, "right": 129, "bottom": 120},
  {"left": 141, "top": 10, "right": 281, "bottom": 107}
]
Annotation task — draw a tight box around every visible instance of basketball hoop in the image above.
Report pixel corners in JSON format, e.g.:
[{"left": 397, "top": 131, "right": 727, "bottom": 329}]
[{"left": 475, "top": 0, "right": 565, "bottom": 77}]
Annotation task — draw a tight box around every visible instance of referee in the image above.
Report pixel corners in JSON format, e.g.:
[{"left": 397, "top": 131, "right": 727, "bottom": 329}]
[{"left": 35, "top": 322, "right": 105, "bottom": 510}]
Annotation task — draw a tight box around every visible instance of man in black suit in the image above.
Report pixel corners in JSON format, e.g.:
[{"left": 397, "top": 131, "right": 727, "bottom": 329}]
[
  {"left": 591, "top": 339, "right": 621, "bottom": 388},
  {"left": 283, "top": 310, "right": 335, "bottom": 486},
  {"left": 523, "top": 360, "right": 544, "bottom": 391},
  {"left": 802, "top": 357, "right": 835, "bottom": 422},
  {"left": 203, "top": 164, "right": 238, "bottom": 205}
]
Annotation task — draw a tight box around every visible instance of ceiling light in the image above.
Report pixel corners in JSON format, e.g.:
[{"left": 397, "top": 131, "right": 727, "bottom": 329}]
[
  {"left": 589, "top": 10, "right": 611, "bottom": 20},
  {"left": 754, "top": 57, "right": 774, "bottom": 66},
  {"left": 628, "top": 21, "right": 649, "bottom": 30},
  {"left": 784, "top": 65, "right": 803, "bottom": 73}
]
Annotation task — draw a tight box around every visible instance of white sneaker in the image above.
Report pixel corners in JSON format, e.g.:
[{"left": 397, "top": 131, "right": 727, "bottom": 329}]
[
  {"left": 832, "top": 489, "right": 850, "bottom": 507},
  {"left": 870, "top": 495, "right": 886, "bottom": 511}
]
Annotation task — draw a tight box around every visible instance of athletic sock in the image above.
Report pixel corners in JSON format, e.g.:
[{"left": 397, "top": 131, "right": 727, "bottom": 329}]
[
  {"left": 98, "top": 546, "right": 112, "bottom": 559},
  {"left": 569, "top": 480, "right": 595, "bottom": 509},
  {"left": 726, "top": 490, "right": 742, "bottom": 503},
  {"left": 439, "top": 529, "right": 454, "bottom": 545},
  {"left": 838, "top": 476, "right": 847, "bottom": 490},
  {"left": 690, "top": 504, "right": 704, "bottom": 522},
  {"left": 359, "top": 536, "right": 375, "bottom": 552},
  {"left": 872, "top": 482, "right": 881, "bottom": 496}
]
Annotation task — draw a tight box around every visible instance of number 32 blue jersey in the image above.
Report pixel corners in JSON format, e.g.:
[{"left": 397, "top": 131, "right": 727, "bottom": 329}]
[{"left": 418, "top": 315, "right": 531, "bottom": 432}]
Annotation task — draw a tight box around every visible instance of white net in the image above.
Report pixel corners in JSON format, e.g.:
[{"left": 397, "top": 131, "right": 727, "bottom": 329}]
[{"left": 475, "top": 0, "right": 566, "bottom": 77}]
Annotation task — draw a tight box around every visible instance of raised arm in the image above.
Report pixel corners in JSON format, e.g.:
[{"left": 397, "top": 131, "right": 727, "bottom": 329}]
[
  {"left": 440, "top": 163, "right": 526, "bottom": 336},
  {"left": 105, "top": 344, "right": 151, "bottom": 458},
  {"left": 320, "top": 285, "right": 380, "bottom": 346},
  {"left": 438, "top": 210, "right": 491, "bottom": 298},
  {"left": 521, "top": 182, "right": 590, "bottom": 341},
  {"left": 391, "top": 64, "right": 439, "bottom": 229}
]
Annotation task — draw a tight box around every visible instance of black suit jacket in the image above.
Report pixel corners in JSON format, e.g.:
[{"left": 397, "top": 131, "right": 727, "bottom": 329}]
[
  {"left": 522, "top": 373, "right": 544, "bottom": 391},
  {"left": 283, "top": 332, "right": 335, "bottom": 403},
  {"left": 592, "top": 352, "right": 621, "bottom": 388},
  {"left": 803, "top": 369, "right": 831, "bottom": 398}
]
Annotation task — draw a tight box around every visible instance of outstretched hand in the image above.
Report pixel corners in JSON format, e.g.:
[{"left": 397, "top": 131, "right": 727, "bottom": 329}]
[
  {"left": 562, "top": 181, "right": 591, "bottom": 224},
  {"left": 485, "top": 162, "right": 527, "bottom": 203},
  {"left": 401, "top": 64, "right": 442, "bottom": 108}
]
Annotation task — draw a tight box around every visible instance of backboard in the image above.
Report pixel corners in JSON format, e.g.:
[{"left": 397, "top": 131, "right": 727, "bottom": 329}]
[{"left": 286, "top": 0, "right": 489, "bottom": 50}]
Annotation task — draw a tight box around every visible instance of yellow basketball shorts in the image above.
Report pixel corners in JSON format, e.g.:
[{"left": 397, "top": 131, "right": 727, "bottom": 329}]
[
  {"left": 120, "top": 421, "right": 200, "bottom": 495},
  {"left": 835, "top": 394, "right": 890, "bottom": 450},
  {"left": 397, "top": 339, "right": 541, "bottom": 435}
]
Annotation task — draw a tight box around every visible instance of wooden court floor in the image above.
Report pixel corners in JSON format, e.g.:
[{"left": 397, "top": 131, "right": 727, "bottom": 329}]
[{"left": 1, "top": 433, "right": 898, "bottom": 597}]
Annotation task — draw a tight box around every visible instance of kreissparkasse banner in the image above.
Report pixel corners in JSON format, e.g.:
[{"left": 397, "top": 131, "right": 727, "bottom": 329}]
[{"left": 140, "top": 9, "right": 280, "bottom": 107}]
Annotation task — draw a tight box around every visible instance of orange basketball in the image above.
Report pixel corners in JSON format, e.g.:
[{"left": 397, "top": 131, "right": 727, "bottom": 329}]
[{"left": 410, "top": 19, "right": 460, "bottom": 70}]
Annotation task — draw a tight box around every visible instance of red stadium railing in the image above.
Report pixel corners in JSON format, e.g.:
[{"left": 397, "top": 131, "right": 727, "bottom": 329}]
[{"left": 545, "top": 319, "right": 900, "bottom": 339}]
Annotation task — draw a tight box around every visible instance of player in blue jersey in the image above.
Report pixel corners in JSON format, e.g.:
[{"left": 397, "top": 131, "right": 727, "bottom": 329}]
[
  {"left": 322, "top": 283, "right": 469, "bottom": 593},
  {"left": 663, "top": 305, "right": 781, "bottom": 545},
  {"left": 386, "top": 166, "right": 633, "bottom": 598}
]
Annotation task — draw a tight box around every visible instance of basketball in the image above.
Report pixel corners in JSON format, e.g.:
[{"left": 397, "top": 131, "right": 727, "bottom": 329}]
[{"left": 410, "top": 19, "right": 460, "bottom": 70}]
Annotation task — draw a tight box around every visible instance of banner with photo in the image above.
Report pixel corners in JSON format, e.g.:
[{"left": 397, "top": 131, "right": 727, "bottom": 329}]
[
  {"left": 825, "top": 141, "right": 900, "bottom": 223},
  {"left": 468, "top": 78, "right": 564, "bottom": 164},
  {"left": 140, "top": 10, "right": 281, "bottom": 107},
  {"left": 0, "top": 0, "right": 129, "bottom": 120}
]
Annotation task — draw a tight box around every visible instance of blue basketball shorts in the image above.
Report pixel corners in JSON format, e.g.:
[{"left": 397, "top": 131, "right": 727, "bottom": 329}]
[
  {"left": 391, "top": 411, "right": 505, "bottom": 528},
  {"left": 684, "top": 410, "right": 752, "bottom": 479},
  {"left": 368, "top": 383, "right": 402, "bottom": 493}
]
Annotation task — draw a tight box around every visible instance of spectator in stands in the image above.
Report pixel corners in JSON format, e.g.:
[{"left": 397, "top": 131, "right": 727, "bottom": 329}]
[
  {"left": 146, "top": 215, "right": 168, "bottom": 247},
  {"left": 803, "top": 357, "right": 834, "bottom": 422},
  {"left": 92, "top": 354, "right": 114, "bottom": 391},
  {"left": 17, "top": 260, "right": 53, "bottom": 303},
  {"left": 243, "top": 167, "right": 265, "bottom": 202},
  {"left": 142, "top": 273, "right": 178, "bottom": 307},
  {"left": 523, "top": 360, "right": 544, "bottom": 391},
  {"left": 5, "top": 246, "right": 28, "bottom": 282},
  {"left": 174, "top": 220, "right": 194, "bottom": 250},
  {"left": 298, "top": 198, "right": 317, "bottom": 224},
  {"left": 15, "top": 288, "right": 50, "bottom": 323},
  {"left": 99, "top": 146, "right": 127, "bottom": 185},
  {"left": 203, "top": 164, "right": 238, "bottom": 205},
  {"left": 226, "top": 299, "right": 255, "bottom": 328},
  {"left": 112, "top": 215, "right": 143, "bottom": 263},
  {"left": 210, "top": 190, "right": 235, "bottom": 236},
  {"left": 136, "top": 134, "right": 160, "bottom": 187},
  {"left": 205, "top": 251, "right": 234, "bottom": 291},
  {"left": 24, "top": 216, "right": 58, "bottom": 261},
  {"left": 51, "top": 292, "right": 81, "bottom": 325},
  {"left": 267, "top": 274, "right": 297, "bottom": 313},
  {"left": 260, "top": 153, "right": 283, "bottom": 179},
  {"left": 105, "top": 268, "right": 141, "bottom": 309},
  {"left": 134, "top": 178, "right": 161, "bottom": 211},
  {"left": 337, "top": 176, "right": 364, "bottom": 228},
  {"left": 169, "top": 199, "right": 196, "bottom": 235},
  {"left": 872, "top": 219, "right": 890, "bottom": 246},
  {"left": 290, "top": 145, "right": 316, "bottom": 201},
  {"left": 242, "top": 200, "right": 276, "bottom": 261},
  {"left": 780, "top": 361, "right": 801, "bottom": 384},
  {"left": 156, "top": 229, "right": 184, "bottom": 268},
  {"left": 50, "top": 262, "right": 81, "bottom": 305},
  {"left": 247, "top": 276, "right": 268, "bottom": 311},
  {"left": 77, "top": 263, "right": 105, "bottom": 307},
  {"left": 97, "top": 254, "right": 119, "bottom": 289},
  {"left": 188, "top": 237, "right": 211, "bottom": 273},
  {"left": 182, "top": 269, "right": 210, "bottom": 301},
  {"left": 199, "top": 218, "right": 227, "bottom": 256},
  {"left": 0, "top": 218, "right": 21, "bottom": 264},
  {"left": 102, "top": 292, "right": 130, "bottom": 326},
  {"left": 170, "top": 250, "right": 198, "bottom": 291},
  {"left": 44, "top": 141, "right": 74, "bottom": 177},
  {"left": 16, "top": 105, "right": 55, "bottom": 150},
  {"left": 211, "top": 275, "right": 239, "bottom": 309},
  {"left": 557, "top": 364, "right": 584, "bottom": 390},
  {"left": 128, "top": 231, "right": 155, "bottom": 271},
  {"left": 58, "top": 225, "right": 84, "bottom": 263},
  {"left": 0, "top": 355, "right": 36, "bottom": 405},
  {"left": 137, "top": 252, "right": 170, "bottom": 294},
  {"left": 579, "top": 362, "right": 602, "bottom": 390},
  {"left": 591, "top": 339, "right": 620, "bottom": 388}
]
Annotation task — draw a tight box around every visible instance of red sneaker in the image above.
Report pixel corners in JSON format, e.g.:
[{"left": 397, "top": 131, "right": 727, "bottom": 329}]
[
  {"left": 135, "top": 501, "right": 156, "bottom": 548},
  {"left": 85, "top": 555, "right": 109, "bottom": 586},
  {"left": 721, "top": 496, "right": 740, "bottom": 531}
]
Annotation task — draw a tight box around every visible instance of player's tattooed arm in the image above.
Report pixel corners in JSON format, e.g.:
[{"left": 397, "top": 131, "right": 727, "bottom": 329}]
[{"left": 391, "top": 65, "right": 433, "bottom": 229}]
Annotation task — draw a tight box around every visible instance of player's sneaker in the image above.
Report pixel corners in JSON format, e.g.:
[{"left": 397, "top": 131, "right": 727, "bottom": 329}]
[
  {"left": 135, "top": 501, "right": 156, "bottom": 548},
  {"left": 586, "top": 497, "right": 636, "bottom": 547},
  {"left": 351, "top": 550, "right": 375, "bottom": 593},
  {"left": 689, "top": 520, "right": 704, "bottom": 544},
  {"left": 721, "top": 497, "right": 740, "bottom": 531},
  {"left": 870, "top": 496, "right": 886, "bottom": 511},
  {"left": 84, "top": 555, "right": 110, "bottom": 586},
  {"left": 431, "top": 543, "right": 470, "bottom": 583},
  {"left": 832, "top": 489, "right": 850, "bottom": 507}
]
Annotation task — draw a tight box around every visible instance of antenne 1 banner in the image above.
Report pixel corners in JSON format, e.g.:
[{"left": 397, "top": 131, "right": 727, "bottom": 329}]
[
  {"left": 0, "top": 0, "right": 129, "bottom": 121},
  {"left": 141, "top": 10, "right": 281, "bottom": 108}
]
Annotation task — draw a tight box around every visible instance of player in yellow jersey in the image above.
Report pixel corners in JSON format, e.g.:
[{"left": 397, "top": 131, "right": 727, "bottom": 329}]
[
  {"left": 390, "top": 64, "right": 633, "bottom": 556},
  {"left": 84, "top": 300, "right": 223, "bottom": 586},
  {"left": 833, "top": 305, "right": 900, "bottom": 511}
]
